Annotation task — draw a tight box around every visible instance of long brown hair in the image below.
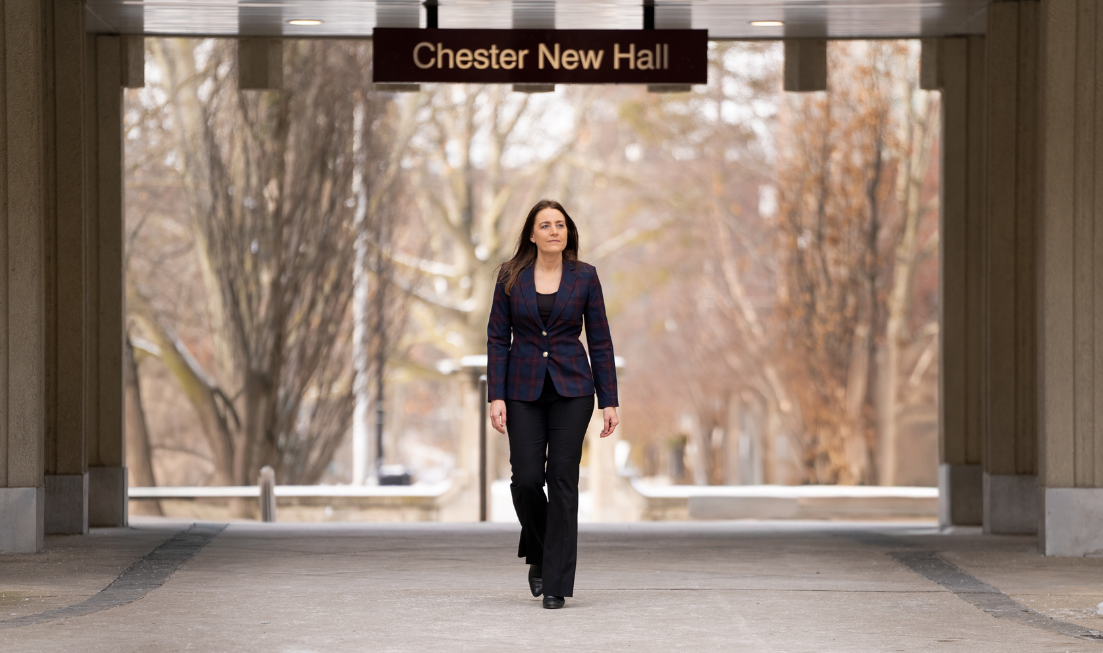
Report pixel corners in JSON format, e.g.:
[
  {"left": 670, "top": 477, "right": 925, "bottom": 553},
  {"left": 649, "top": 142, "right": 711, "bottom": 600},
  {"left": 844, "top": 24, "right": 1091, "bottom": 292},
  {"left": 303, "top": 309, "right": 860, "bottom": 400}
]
[{"left": 498, "top": 199, "right": 579, "bottom": 295}]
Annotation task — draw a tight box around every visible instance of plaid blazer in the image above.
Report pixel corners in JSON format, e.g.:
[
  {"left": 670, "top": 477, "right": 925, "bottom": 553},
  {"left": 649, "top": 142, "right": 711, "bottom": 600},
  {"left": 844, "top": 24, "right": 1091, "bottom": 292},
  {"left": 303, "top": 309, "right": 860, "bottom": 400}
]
[{"left": 487, "top": 260, "right": 619, "bottom": 408}]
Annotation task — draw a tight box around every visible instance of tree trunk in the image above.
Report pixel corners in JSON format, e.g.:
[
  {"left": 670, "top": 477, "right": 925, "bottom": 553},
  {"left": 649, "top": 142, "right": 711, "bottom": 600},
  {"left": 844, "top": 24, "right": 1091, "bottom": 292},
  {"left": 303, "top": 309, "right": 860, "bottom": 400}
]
[
  {"left": 722, "top": 393, "right": 742, "bottom": 485},
  {"left": 690, "top": 422, "right": 709, "bottom": 486},
  {"left": 124, "top": 336, "right": 162, "bottom": 516},
  {"left": 742, "top": 393, "right": 766, "bottom": 485},
  {"left": 876, "top": 74, "right": 931, "bottom": 486},
  {"left": 763, "top": 396, "right": 779, "bottom": 485},
  {"left": 874, "top": 343, "right": 898, "bottom": 486},
  {"left": 129, "top": 291, "right": 236, "bottom": 485}
]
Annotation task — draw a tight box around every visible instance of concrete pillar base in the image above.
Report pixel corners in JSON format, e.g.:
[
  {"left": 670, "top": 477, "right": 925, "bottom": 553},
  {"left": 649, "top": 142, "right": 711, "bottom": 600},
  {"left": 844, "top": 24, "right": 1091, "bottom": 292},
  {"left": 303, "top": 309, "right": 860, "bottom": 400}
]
[
  {"left": 938, "top": 463, "right": 982, "bottom": 528},
  {"left": 89, "top": 466, "right": 127, "bottom": 527},
  {"left": 45, "top": 473, "right": 89, "bottom": 535},
  {"left": 983, "top": 473, "right": 1037, "bottom": 535},
  {"left": 0, "top": 487, "right": 44, "bottom": 553},
  {"left": 1042, "top": 488, "right": 1103, "bottom": 556}
]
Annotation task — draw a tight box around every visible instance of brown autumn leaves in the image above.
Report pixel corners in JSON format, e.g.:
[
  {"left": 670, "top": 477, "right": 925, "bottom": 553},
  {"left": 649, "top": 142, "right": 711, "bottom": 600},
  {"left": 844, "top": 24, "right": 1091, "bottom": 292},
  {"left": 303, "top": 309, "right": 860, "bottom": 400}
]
[{"left": 124, "top": 39, "right": 939, "bottom": 491}]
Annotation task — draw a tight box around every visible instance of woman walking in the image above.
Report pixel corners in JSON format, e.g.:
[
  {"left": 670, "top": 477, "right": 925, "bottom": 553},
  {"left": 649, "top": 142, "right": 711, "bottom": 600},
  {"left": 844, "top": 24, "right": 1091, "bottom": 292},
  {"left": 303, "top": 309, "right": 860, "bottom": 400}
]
[{"left": 487, "top": 199, "right": 619, "bottom": 610}]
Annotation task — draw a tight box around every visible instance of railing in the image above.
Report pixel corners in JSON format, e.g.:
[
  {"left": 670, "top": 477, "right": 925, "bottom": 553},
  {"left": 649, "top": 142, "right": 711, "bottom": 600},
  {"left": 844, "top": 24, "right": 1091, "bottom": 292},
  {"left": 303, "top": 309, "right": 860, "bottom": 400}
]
[
  {"left": 630, "top": 481, "right": 938, "bottom": 520},
  {"left": 128, "top": 482, "right": 452, "bottom": 499},
  {"left": 128, "top": 480, "right": 936, "bottom": 522},
  {"left": 129, "top": 481, "right": 454, "bottom": 522}
]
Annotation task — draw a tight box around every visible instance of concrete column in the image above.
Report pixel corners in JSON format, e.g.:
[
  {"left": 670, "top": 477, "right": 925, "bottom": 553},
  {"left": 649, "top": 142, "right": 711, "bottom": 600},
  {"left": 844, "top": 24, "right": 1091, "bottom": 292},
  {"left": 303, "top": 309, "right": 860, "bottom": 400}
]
[
  {"left": 121, "top": 36, "right": 144, "bottom": 89},
  {"left": 589, "top": 360, "right": 638, "bottom": 522},
  {"left": 43, "top": 0, "right": 90, "bottom": 535},
  {"left": 588, "top": 407, "right": 643, "bottom": 521},
  {"left": 783, "top": 40, "right": 828, "bottom": 92},
  {"left": 1036, "top": 0, "right": 1103, "bottom": 556},
  {"left": 84, "top": 35, "right": 127, "bottom": 528},
  {"left": 439, "top": 367, "right": 482, "bottom": 521},
  {"left": 982, "top": 1, "right": 1039, "bottom": 535},
  {"left": 647, "top": 4, "right": 693, "bottom": 94},
  {"left": 589, "top": 404, "right": 617, "bottom": 521},
  {"left": 375, "top": 3, "right": 420, "bottom": 93},
  {"left": 512, "top": 1, "right": 554, "bottom": 93},
  {"left": 923, "top": 36, "right": 986, "bottom": 528},
  {"left": 238, "top": 38, "right": 281, "bottom": 91},
  {"left": 0, "top": 0, "right": 48, "bottom": 553}
]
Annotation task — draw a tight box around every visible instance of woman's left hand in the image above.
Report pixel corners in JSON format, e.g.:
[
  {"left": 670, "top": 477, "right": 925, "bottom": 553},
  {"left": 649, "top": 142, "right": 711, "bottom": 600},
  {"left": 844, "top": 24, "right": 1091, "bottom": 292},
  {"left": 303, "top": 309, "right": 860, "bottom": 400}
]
[{"left": 600, "top": 407, "right": 619, "bottom": 438}]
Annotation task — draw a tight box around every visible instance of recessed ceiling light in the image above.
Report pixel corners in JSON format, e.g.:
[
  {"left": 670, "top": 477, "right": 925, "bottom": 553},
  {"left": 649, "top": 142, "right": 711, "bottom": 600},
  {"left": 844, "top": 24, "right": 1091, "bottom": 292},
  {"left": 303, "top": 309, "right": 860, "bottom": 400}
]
[
  {"left": 288, "top": 19, "right": 323, "bottom": 26},
  {"left": 750, "top": 20, "right": 784, "bottom": 27}
]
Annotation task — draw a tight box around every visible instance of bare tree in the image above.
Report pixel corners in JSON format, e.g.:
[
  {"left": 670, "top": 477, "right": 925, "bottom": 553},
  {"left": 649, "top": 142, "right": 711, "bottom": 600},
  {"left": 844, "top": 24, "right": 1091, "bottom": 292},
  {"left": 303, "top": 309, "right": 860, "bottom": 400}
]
[
  {"left": 129, "top": 38, "right": 408, "bottom": 487},
  {"left": 773, "top": 42, "right": 939, "bottom": 484},
  {"left": 612, "top": 42, "right": 794, "bottom": 483},
  {"left": 124, "top": 38, "right": 939, "bottom": 492},
  {"left": 124, "top": 334, "right": 162, "bottom": 514},
  {"left": 608, "top": 41, "right": 938, "bottom": 486},
  {"left": 383, "top": 86, "right": 596, "bottom": 358}
]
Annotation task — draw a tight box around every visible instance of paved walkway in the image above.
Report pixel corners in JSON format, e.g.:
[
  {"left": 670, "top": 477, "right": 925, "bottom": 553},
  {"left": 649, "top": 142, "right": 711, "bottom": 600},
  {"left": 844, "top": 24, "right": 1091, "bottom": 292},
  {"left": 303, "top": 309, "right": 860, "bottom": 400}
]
[{"left": 2, "top": 519, "right": 1103, "bottom": 651}]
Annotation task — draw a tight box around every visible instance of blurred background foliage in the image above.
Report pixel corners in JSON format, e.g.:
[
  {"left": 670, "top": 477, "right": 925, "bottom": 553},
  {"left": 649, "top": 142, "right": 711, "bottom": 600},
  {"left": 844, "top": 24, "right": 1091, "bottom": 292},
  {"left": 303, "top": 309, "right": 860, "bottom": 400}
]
[{"left": 124, "top": 38, "right": 939, "bottom": 491}]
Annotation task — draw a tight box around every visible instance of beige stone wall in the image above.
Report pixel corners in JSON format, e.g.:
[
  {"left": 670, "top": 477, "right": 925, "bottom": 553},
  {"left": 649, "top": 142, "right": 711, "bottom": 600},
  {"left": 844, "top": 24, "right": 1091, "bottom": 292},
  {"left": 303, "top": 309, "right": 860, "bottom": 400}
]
[
  {"left": 43, "top": 0, "right": 88, "bottom": 481},
  {"left": 984, "top": 1, "right": 1039, "bottom": 482},
  {"left": 0, "top": 1, "right": 132, "bottom": 548},
  {"left": 83, "top": 34, "right": 129, "bottom": 528},
  {"left": 0, "top": 0, "right": 48, "bottom": 552},
  {"left": 1, "top": 0, "right": 48, "bottom": 492},
  {"left": 1037, "top": 0, "right": 1103, "bottom": 490},
  {"left": 931, "top": 36, "right": 986, "bottom": 472},
  {"left": 85, "top": 35, "right": 125, "bottom": 476}
]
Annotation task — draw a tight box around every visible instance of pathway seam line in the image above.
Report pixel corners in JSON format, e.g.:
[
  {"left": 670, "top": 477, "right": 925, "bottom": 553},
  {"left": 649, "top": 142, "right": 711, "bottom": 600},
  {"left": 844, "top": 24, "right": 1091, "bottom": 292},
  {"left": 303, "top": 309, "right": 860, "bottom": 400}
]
[
  {"left": 890, "top": 550, "right": 1103, "bottom": 644},
  {"left": 0, "top": 522, "right": 226, "bottom": 630}
]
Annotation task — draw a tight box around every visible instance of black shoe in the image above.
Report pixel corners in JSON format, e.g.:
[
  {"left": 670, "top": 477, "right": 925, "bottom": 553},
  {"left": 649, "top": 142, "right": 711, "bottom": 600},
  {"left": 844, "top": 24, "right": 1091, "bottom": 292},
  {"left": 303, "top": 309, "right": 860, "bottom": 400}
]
[
  {"left": 528, "top": 564, "right": 543, "bottom": 597},
  {"left": 542, "top": 595, "right": 564, "bottom": 609}
]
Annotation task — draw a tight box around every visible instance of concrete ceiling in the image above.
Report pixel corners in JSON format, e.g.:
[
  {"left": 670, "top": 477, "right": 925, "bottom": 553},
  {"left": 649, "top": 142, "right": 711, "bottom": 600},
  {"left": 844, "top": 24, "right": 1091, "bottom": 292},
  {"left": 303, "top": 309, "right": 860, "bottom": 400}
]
[{"left": 84, "top": 0, "right": 988, "bottom": 39}]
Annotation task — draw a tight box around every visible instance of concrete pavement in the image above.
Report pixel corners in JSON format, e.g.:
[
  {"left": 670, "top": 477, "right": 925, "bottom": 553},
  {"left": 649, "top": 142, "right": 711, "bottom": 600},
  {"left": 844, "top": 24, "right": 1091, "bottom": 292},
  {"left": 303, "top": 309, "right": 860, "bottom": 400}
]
[{"left": 2, "top": 519, "right": 1103, "bottom": 651}]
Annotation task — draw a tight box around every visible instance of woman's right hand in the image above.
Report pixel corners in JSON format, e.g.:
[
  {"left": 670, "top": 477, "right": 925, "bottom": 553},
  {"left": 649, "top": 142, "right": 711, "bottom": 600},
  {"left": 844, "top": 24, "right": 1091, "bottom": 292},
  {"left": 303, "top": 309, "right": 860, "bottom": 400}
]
[
  {"left": 490, "top": 400, "right": 508, "bottom": 434},
  {"left": 491, "top": 397, "right": 507, "bottom": 434}
]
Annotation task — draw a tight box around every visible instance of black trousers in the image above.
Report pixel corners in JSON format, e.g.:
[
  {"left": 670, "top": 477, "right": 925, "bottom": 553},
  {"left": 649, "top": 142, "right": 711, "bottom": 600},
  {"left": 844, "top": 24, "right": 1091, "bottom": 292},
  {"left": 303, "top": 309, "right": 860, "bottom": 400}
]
[{"left": 504, "top": 373, "right": 595, "bottom": 598}]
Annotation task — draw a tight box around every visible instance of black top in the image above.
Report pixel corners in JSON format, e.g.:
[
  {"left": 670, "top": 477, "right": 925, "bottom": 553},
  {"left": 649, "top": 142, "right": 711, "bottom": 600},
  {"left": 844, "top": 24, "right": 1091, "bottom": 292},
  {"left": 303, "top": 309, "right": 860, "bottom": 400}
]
[
  {"left": 536, "top": 291, "right": 558, "bottom": 396},
  {"left": 536, "top": 291, "right": 555, "bottom": 325}
]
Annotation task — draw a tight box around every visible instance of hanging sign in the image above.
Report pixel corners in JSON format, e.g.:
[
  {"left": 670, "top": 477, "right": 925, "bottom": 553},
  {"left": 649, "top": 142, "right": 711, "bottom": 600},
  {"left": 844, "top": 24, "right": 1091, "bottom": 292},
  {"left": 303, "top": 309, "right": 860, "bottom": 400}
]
[{"left": 372, "top": 28, "right": 708, "bottom": 85}]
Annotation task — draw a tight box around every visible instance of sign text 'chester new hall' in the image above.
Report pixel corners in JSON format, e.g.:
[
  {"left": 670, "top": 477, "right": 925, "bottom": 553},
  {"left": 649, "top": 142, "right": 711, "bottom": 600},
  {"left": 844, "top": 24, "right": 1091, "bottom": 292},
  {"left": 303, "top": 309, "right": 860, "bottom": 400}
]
[{"left": 372, "top": 28, "right": 709, "bottom": 85}]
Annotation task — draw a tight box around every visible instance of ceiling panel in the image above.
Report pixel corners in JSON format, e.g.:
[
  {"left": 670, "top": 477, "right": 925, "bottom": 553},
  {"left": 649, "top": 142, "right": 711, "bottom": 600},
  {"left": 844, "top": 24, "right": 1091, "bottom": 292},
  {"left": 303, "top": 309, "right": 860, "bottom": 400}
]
[{"left": 84, "top": 0, "right": 988, "bottom": 39}]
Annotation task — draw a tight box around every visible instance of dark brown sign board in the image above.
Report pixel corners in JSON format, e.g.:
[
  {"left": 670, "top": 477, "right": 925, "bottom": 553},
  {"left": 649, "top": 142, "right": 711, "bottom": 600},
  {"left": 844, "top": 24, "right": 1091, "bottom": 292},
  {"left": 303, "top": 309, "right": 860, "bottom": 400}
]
[{"left": 372, "top": 28, "right": 708, "bottom": 85}]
